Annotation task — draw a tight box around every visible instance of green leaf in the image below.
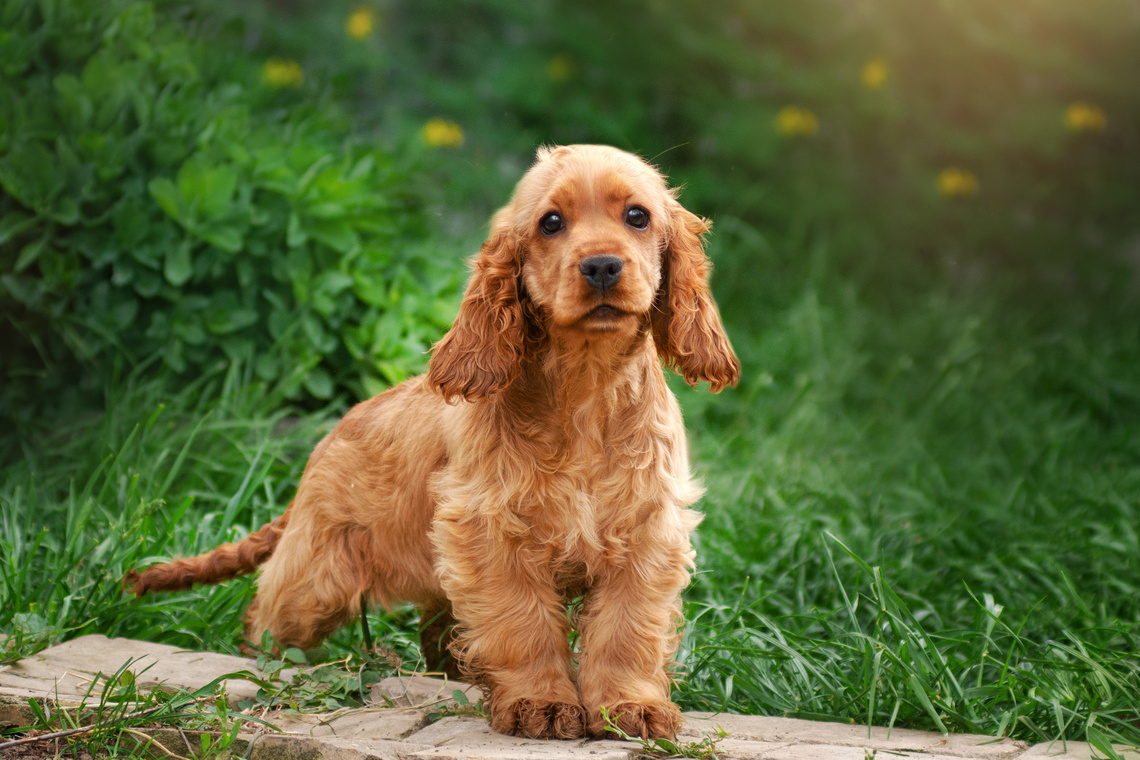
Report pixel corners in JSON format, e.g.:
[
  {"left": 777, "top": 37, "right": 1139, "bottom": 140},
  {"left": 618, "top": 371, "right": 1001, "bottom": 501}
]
[
  {"left": 305, "top": 217, "right": 359, "bottom": 254},
  {"left": 255, "top": 352, "right": 280, "bottom": 381},
  {"left": 305, "top": 646, "right": 330, "bottom": 664},
  {"left": 198, "top": 221, "right": 245, "bottom": 253},
  {"left": 15, "top": 234, "right": 49, "bottom": 272},
  {"left": 0, "top": 142, "right": 59, "bottom": 212},
  {"left": 283, "top": 647, "right": 307, "bottom": 664},
  {"left": 0, "top": 211, "right": 36, "bottom": 245},
  {"left": 207, "top": 307, "right": 258, "bottom": 335},
  {"left": 178, "top": 155, "right": 238, "bottom": 220},
  {"left": 164, "top": 239, "right": 193, "bottom": 286},
  {"left": 148, "top": 176, "right": 185, "bottom": 223},
  {"left": 300, "top": 311, "right": 336, "bottom": 352},
  {"left": 1086, "top": 728, "right": 1125, "bottom": 760},
  {"left": 303, "top": 367, "right": 333, "bottom": 399},
  {"left": 286, "top": 211, "right": 308, "bottom": 247},
  {"left": 361, "top": 373, "right": 387, "bottom": 398}
]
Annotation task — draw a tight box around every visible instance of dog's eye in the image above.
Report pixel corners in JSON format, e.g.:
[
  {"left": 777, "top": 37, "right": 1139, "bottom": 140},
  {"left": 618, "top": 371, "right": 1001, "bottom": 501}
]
[
  {"left": 539, "top": 212, "right": 564, "bottom": 236},
  {"left": 625, "top": 206, "right": 650, "bottom": 230}
]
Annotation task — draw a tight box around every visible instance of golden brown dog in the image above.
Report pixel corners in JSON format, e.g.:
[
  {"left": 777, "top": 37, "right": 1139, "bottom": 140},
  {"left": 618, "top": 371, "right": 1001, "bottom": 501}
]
[{"left": 127, "top": 144, "right": 739, "bottom": 740}]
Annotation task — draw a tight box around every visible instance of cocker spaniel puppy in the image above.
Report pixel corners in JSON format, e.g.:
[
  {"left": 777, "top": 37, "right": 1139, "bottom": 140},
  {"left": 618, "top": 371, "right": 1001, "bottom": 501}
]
[{"left": 127, "top": 144, "right": 739, "bottom": 740}]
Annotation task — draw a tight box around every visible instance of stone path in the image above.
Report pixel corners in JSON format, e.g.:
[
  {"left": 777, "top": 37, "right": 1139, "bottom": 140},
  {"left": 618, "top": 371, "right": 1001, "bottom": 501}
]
[{"left": 1, "top": 635, "right": 1136, "bottom": 760}]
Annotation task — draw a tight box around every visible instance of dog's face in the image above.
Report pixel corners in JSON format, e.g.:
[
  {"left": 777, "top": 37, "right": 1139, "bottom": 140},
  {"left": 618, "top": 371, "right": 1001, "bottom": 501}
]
[
  {"left": 428, "top": 145, "right": 740, "bottom": 401},
  {"left": 507, "top": 145, "right": 672, "bottom": 335}
]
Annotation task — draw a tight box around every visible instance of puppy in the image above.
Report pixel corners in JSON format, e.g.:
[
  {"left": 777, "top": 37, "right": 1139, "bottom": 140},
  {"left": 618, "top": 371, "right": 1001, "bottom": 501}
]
[{"left": 127, "top": 145, "right": 739, "bottom": 740}]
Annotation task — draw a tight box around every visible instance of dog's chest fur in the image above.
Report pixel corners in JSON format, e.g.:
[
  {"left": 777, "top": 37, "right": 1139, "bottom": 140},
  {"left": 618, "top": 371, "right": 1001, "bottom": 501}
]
[{"left": 434, "top": 349, "right": 698, "bottom": 588}]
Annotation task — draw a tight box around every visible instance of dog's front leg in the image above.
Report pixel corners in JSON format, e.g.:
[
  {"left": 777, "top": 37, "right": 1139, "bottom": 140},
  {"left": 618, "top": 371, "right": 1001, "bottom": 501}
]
[
  {"left": 575, "top": 521, "right": 693, "bottom": 740},
  {"left": 433, "top": 511, "right": 586, "bottom": 739}
]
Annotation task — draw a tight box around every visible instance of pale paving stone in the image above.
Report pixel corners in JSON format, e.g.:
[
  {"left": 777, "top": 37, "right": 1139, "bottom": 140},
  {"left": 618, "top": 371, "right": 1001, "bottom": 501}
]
[
  {"left": 0, "top": 687, "right": 51, "bottom": 726},
  {"left": 409, "top": 733, "right": 635, "bottom": 760},
  {"left": 762, "top": 744, "right": 884, "bottom": 760},
  {"left": 403, "top": 718, "right": 642, "bottom": 759},
  {"left": 370, "top": 675, "right": 482, "bottom": 709},
  {"left": 0, "top": 634, "right": 262, "bottom": 705},
  {"left": 701, "top": 738, "right": 794, "bottom": 759},
  {"left": 268, "top": 707, "right": 429, "bottom": 740},
  {"left": 403, "top": 714, "right": 493, "bottom": 745},
  {"left": 126, "top": 727, "right": 434, "bottom": 760},
  {"left": 683, "top": 712, "right": 1029, "bottom": 759},
  {"left": 245, "top": 732, "right": 425, "bottom": 760},
  {"left": 1021, "top": 739, "right": 1140, "bottom": 759}
]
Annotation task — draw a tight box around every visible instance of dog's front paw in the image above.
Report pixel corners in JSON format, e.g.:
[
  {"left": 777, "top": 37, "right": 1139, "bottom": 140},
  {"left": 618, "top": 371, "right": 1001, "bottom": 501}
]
[
  {"left": 491, "top": 698, "right": 586, "bottom": 739},
  {"left": 589, "top": 699, "right": 682, "bottom": 740}
]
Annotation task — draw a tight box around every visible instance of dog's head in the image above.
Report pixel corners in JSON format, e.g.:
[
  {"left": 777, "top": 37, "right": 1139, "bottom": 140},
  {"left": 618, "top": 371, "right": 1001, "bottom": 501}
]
[{"left": 428, "top": 145, "right": 740, "bottom": 401}]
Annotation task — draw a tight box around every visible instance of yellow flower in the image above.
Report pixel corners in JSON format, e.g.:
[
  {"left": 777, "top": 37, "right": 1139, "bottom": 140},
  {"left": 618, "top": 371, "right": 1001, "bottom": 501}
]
[
  {"left": 548, "top": 53, "right": 575, "bottom": 84},
  {"left": 421, "top": 118, "right": 465, "bottom": 149},
  {"left": 937, "top": 167, "right": 979, "bottom": 197},
  {"left": 1065, "top": 101, "right": 1107, "bottom": 132},
  {"left": 262, "top": 57, "right": 303, "bottom": 88},
  {"left": 346, "top": 8, "right": 375, "bottom": 40},
  {"left": 861, "top": 57, "right": 889, "bottom": 90},
  {"left": 775, "top": 106, "right": 819, "bottom": 137}
]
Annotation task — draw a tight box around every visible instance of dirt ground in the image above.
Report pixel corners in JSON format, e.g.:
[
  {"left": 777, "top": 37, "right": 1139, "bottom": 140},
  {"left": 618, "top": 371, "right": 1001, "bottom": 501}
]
[{"left": 1, "top": 731, "right": 137, "bottom": 759}]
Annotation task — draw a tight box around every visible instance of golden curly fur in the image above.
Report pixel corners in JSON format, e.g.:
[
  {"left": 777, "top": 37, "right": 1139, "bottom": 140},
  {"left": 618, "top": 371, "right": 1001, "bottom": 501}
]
[{"left": 126, "top": 145, "right": 739, "bottom": 740}]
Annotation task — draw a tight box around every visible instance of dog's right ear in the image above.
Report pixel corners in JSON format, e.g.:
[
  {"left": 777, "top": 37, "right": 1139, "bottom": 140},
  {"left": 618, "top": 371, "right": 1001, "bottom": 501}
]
[{"left": 427, "top": 210, "right": 527, "bottom": 402}]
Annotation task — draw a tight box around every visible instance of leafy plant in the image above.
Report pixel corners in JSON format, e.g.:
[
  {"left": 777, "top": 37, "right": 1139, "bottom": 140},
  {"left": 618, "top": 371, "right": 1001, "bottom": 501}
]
[
  {"left": 0, "top": 0, "right": 459, "bottom": 431},
  {"left": 244, "top": 631, "right": 400, "bottom": 713},
  {"left": 0, "top": 612, "right": 64, "bottom": 664},
  {"left": 599, "top": 705, "right": 727, "bottom": 759}
]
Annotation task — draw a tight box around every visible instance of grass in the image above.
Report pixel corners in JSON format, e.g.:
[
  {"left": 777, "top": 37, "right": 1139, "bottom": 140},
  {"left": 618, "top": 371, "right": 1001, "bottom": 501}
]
[
  {"left": 3, "top": 245, "right": 1139, "bottom": 752},
  {"left": 671, "top": 229, "right": 1140, "bottom": 745},
  {"left": 0, "top": 655, "right": 259, "bottom": 759}
]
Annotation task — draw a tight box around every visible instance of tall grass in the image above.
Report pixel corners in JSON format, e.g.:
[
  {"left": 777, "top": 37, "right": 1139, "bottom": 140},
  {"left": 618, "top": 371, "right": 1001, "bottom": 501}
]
[
  {"left": 4, "top": 246, "right": 1138, "bottom": 746},
  {"left": 671, "top": 224, "right": 1140, "bottom": 745},
  {"left": 0, "top": 364, "right": 329, "bottom": 655}
]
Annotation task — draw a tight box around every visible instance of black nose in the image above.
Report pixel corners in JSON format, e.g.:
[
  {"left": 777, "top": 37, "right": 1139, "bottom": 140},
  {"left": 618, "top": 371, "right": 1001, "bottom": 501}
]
[{"left": 579, "top": 255, "right": 623, "bottom": 292}]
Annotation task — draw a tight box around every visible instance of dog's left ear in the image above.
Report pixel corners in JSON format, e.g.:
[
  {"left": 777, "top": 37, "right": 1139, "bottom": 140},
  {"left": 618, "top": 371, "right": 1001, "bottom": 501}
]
[
  {"left": 428, "top": 210, "right": 529, "bottom": 402},
  {"left": 651, "top": 202, "right": 740, "bottom": 393}
]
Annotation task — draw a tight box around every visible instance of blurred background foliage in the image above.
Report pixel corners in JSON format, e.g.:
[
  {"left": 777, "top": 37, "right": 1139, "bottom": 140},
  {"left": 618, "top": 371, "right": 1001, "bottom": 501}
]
[
  {"left": 2, "top": 0, "right": 1140, "bottom": 746},
  {"left": 3, "top": 0, "right": 1139, "bottom": 420}
]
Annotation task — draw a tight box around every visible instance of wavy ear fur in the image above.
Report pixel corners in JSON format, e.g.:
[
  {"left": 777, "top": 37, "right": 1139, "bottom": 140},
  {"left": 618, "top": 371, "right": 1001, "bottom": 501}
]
[
  {"left": 428, "top": 213, "right": 529, "bottom": 402},
  {"left": 650, "top": 203, "right": 740, "bottom": 393}
]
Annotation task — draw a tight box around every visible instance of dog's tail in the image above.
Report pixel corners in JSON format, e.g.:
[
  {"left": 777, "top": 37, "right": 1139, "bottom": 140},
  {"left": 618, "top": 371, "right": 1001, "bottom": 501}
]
[{"left": 124, "top": 505, "right": 292, "bottom": 596}]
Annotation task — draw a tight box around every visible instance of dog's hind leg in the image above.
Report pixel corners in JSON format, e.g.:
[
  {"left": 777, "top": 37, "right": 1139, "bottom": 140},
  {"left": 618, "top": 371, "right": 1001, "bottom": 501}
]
[{"left": 241, "top": 522, "right": 373, "bottom": 652}]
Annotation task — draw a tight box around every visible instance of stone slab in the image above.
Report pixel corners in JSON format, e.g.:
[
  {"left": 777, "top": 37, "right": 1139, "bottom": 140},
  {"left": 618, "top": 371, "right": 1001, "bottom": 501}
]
[
  {"left": 247, "top": 732, "right": 427, "bottom": 760},
  {"left": 269, "top": 707, "right": 429, "bottom": 740},
  {"left": 0, "top": 687, "right": 50, "bottom": 727},
  {"left": 404, "top": 715, "right": 494, "bottom": 745},
  {"left": 17, "top": 636, "right": 1140, "bottom": 760},
  {"left": 1021, "top": 740, "right": 1140, "bottom": 759},
  {"left": 683, "top": 712, "right": 1029, "bottom": 759},
  {"left": 370, "top": 675, "right": 482, "bottom": 709},
  {"left": 0, "top": 634, "right": 262, "bottom": 706},
  {"left": 409, "top": 735, "right": 635, "bottom": 759},
  {"left": 696, "top": 738, "right": 793, "bottom": 759}
]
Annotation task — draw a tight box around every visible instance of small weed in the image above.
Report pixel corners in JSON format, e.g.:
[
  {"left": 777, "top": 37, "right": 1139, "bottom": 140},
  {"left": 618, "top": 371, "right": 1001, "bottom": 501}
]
[
  {"left": 242, "top": 631, "right": 400, "bottom": 714},
  {"left": 0, "top": 612, "right": 64, "bottom": 664},
  {"left": 425, "top": 688, "right": 487, "bottom": 723},
  {"left": 600, "top": 706, "right": 727, "bottom": 759}
]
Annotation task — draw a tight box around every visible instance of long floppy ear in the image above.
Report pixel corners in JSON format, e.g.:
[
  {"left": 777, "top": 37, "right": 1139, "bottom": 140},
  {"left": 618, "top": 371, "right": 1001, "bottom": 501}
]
[
  {"left": 427, "top": 212, "right": 528, "bottom": 402},
  {"left": 650, "top": 203, "right": 741, "bottom": 393}
]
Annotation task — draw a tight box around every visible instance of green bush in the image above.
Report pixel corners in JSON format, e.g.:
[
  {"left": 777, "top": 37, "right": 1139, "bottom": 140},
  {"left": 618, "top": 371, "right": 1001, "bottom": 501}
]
[{"left": 0, "top": 0, "right": 458, "bottom": 425}]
